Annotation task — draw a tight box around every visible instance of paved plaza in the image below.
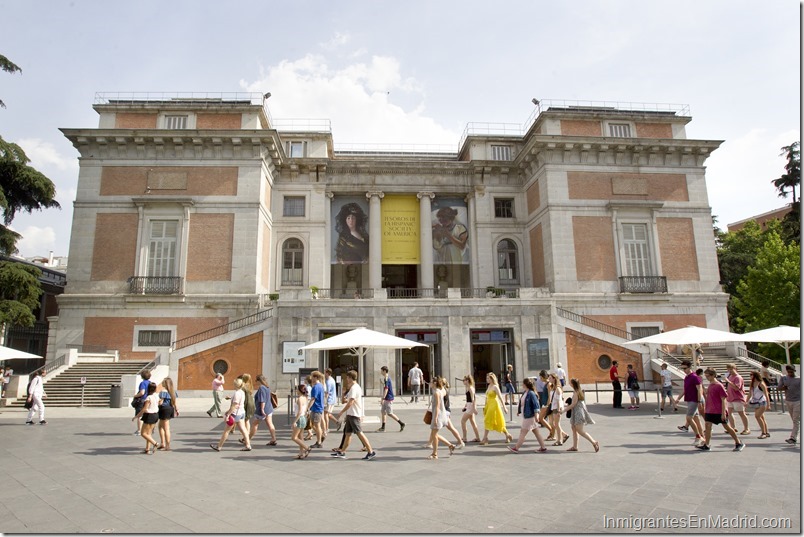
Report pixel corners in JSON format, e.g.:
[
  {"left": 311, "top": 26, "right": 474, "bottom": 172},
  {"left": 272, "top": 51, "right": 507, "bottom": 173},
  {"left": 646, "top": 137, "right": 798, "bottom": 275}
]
[{"left": 0, "top": 394, "right": 799, "bottom": 534}]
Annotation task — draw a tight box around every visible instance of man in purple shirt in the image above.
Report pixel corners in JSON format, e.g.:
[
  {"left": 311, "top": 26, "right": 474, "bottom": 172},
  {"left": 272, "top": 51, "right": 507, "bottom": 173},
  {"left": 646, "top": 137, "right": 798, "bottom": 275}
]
[
  {"left": 697, "top": 368, "right": 744, "bottom": 452},
  {"left": 674, "top": 360, "right": 705, "bottom": 446}
]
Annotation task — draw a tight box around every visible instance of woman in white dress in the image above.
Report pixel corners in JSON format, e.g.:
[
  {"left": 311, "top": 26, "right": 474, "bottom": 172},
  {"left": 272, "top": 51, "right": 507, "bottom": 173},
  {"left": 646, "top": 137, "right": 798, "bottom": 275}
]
[
  {"left": 427, "top": 377, "right": 457, "bottom": 459},
  {"left": 547, "top": 373, "right": 568, "bottom": 446},
  {"left": 563, "top": 378, "right": 599, "bottom": 452},
  {"left": 210, "top": 377, "right": 251, "bottom": 452}
]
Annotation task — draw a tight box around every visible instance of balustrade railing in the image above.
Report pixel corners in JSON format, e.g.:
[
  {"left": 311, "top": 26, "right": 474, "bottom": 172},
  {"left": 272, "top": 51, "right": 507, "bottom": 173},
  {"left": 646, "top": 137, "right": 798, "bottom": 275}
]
[
  {"left": 387, "top": 288, "right": 439, "bottom": 299},
  {"left": 461, "top": 288, "right": 520, "bottom": 299},
  {"left": 173, "top": 308, "right": 274, "bottom": 350},
  {"left": 556, "top": 307, "right": 633, "bottom": 340},
  {"left": 315, "top": 288, "right": 374, "bottom": 299},
  {"left": 619, "top": 276, "right": 667, "bottom": 293},
  {"left": 128, "top": 276, "right": 183, "bottom": 295}
]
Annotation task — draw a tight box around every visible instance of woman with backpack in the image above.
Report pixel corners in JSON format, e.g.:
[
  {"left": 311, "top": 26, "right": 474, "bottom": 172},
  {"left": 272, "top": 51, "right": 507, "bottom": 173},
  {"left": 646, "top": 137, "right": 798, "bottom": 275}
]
[{"left": 626, "top": 364, "right": 640, "bottom": 410}]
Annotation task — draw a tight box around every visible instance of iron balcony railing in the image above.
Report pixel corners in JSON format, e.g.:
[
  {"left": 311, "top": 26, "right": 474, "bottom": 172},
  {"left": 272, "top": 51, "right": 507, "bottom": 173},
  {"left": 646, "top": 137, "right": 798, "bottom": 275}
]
[
  {"left": 461, "top": 288, "right": 520, "bottom": 299},
  {"left": 619, "top": 276, "right": 667, "bottom": 294},
  {"left": 314, "top": 288, "right": 375, "bottom": 299},
  {"left": 387, "top": 288, "right": 439, "bottom": 299},
  {"left": 128, "top": 276, "right": 183, "bottom": 295},
  {"left": 555, "top": 307, "right": 634, "bottom": 341}
]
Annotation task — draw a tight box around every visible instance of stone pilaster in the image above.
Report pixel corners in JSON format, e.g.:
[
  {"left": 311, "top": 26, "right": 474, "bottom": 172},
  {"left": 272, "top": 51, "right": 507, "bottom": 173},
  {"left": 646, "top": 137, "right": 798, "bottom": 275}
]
[
  {"left": 417, "top": 191, "right": 435, "bottom": 289},
  {"left": 366, "top": 190, "right": 384, "bottom": 289}
]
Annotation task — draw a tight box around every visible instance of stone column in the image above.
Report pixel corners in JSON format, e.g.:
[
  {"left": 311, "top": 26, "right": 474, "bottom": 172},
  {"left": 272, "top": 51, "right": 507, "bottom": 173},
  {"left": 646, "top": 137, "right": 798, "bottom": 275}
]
[
  {"left": 366, "top": 191, "right": 384, "bottom": 289},
  {"left": 325, "top": 192, "right": 334, "bottom": 288},
  {"left": 466, "top": 190, "right": 480, "bottom": 289},
  {"left": 417, "top": 191, "right": 435, "bottom": 289}
]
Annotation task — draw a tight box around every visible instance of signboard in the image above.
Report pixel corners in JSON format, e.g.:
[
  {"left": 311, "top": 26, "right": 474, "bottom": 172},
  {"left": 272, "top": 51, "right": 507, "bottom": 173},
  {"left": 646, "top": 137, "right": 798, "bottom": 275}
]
[
  {"left": 526, "top": 339, "right": 550, "bottom": 372},
  {"left": 282, "top": 341, "right": 306, "bottom": 374},
  {"left": 80, "top": 377, "right": 87, "bottom": 385},
  {"left": 381, "top": 195, "right": 420, "bottom": 264}
]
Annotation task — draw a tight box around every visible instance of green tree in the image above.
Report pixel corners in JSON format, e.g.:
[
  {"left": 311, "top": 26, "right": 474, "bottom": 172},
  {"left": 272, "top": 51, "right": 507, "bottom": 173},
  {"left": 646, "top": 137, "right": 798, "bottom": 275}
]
[
  {"left": 773, "top": 142, "right": 800, "bottom": 244},
  {"left": 0, "top": 54, "right": 59, "bottom": 333},
  {"left": 733, "top": 231, "right": 801, "bottom": 362}
]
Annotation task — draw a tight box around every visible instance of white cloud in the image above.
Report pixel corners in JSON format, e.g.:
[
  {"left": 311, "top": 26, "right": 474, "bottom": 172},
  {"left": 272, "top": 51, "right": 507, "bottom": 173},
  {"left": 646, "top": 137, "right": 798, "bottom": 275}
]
[
  {"left": 12, "top": 225, "right": 56, "bottom": 257},
  {"left": 15, "top": 138, "right": 78, "bottom": 172},
  {"left": 319, "top": 32, "right": 351, "bottom": 50},
  {"left": 705, "top": 128, "right": 798, "bottom": 229},
  {"left": 241, "top": 52, "right": 458, "bottom": 146}
]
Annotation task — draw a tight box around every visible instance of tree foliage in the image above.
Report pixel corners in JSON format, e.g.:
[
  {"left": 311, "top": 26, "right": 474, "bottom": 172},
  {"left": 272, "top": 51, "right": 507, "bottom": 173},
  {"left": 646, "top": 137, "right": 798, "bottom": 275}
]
[
  {"left": 0, "top": 260, "right": 42, "bottom": 328},
  {"left": 0, "top": 54, "right": 22, "bottom": 109},
  {"left": 773, "top": 142, "right": 801, "bottom": 244}
]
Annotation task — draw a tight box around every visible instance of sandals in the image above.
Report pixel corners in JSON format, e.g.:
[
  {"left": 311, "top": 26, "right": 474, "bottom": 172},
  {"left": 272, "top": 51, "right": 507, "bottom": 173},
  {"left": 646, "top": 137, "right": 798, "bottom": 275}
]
[
  {"left": 295, "top": 454, "right": 305, "bottom": 459},
  {"left": 427, "top": 454, "right": 438, "bottom": 460},
  {"left": 469, "top": 438, "right": 481, "bottom": 443},
  {"left": 562, "top": 433, "right": 569, "bottom": 444},
  {"left": 536, "top": 447, "right": 548, "bottom": 452},
  {"left": 267, "top": 440, "right": 278, "bottom": 446},
  {"left": 210, "top": 444, "right": 221, "bottom": 452},
  {"left": 505, "top": 434, "right": 513, "bottom": 443},
  {"left": 448, "top": 444, "right": 456, "bottom": 456},
  {"left": 552, "top": 441, "right": 563, "bottom": 446},
  {"left": 593, "top": 441, "right": 600, "bottom": 453},
  {"left": 758, "top": 433, "right": 770, "bottom": 439},
  {"left": 479, "top": 440, "right": 488, "bottom": 446},
  {"left": 566, "top": 447, "right": 578, "bottom": 452},
  {"left": 240, "top": 446, "right": 252, "bottom": 451}
]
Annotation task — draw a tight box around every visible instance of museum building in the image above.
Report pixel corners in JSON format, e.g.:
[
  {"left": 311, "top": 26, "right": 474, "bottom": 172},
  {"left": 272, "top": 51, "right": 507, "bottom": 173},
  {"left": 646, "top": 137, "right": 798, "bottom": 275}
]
[{"left": 50, "top": 93, "right": 728, "bottom": 394}]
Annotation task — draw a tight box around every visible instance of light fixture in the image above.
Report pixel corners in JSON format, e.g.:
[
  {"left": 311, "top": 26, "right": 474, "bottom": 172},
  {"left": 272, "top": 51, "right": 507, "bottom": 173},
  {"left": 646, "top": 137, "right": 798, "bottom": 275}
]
[
  {"left": 531, "top": 98, "right": 540, "bottom": 106},
  {"left": 263, "top": 92, "right": 272, "bottom": 99}
]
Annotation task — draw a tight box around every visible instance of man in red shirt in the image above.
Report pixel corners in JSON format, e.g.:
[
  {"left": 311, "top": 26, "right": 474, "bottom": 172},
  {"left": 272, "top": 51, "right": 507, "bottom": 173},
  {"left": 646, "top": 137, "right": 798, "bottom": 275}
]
[{"left": 610, "top": 361, "right": 624, "bottom": 409}]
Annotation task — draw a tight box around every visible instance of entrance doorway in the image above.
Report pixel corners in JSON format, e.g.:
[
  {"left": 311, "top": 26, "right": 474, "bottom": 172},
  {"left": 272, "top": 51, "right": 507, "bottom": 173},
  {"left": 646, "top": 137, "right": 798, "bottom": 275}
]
[
  {"left": 383, "top": 265, "right": 418, "bottom": 297},
  {"left": 471, "top": 329, "right": 514, "bottom": 390},
  {"left": 396, "top": 330, "right": 439, "bottom": 396}
]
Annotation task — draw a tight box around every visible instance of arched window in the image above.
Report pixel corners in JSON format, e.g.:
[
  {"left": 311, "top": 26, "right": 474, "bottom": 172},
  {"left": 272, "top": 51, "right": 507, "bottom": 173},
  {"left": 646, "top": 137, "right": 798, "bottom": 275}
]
[
  {"left": 497, "top": 239, "right": 519, "bottom": 285},
  {"left": 281, "top": 238, "right": 304, "bottom": 286}
]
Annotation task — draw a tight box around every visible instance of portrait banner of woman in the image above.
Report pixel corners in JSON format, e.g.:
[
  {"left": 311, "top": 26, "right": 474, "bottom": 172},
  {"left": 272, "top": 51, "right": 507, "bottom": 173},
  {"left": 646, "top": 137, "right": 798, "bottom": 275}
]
[
  {"left": 332, "top": 197, "right": 370, "bottom": 264},
  {"left": 431, "top": 199, "right": 470, "bottom": 265}
]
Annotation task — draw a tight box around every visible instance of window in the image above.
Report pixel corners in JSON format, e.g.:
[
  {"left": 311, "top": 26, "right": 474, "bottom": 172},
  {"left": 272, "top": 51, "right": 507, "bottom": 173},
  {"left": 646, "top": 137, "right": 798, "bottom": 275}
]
[
  {"left": 490, "top": 145, "right": 512, "bottom": 161},
  {"left": 283, "top": 196, "right": 305, "bottom": 217},
  {"left": 164, "top": 115, "right": 188, "bottom": 129},
  {"left": 287, "top": 141, "right": 305, "bottom": 158},
  {"left": 597, "top": 354, "right": 612, "bottom": 370},
  {"left": 608, "top": 123, "right": 631, "bottom": 137},
  {"left": 282, "top": 238, "right": 304, "bottom": 286},
  {"left": 622, "top": 223, "right": 651, "bottom": 277},
  {"left": 494, "top": 198, "right": 514, "bottom": 218},
  {"left": 147, "top": 220, "right": 178, "bottom": 277},
  {"left": 497, "top": 239, "right": 519, "bottom": 285},
  {"left": 137, "top": 330, "right": 172, "bottom": 347},
  {"left": 631, "top": 326, "right": 661, "bottom": 339}
]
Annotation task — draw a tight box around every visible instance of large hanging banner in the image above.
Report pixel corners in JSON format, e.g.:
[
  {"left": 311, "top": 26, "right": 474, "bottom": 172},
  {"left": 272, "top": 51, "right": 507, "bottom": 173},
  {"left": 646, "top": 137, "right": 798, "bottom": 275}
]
[
  {"left": 381, "top": 195, "right": 420, "bottom": 264},
  {"left": 331, "top": 196, "right": 370, "bottom": 264},
  {"left": 432, "top": 197, "right": 470, "bottom": 264}
]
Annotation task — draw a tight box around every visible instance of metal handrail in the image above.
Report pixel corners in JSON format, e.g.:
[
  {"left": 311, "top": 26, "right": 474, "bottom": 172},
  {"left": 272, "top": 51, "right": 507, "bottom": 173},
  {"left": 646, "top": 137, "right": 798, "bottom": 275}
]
[
  {"left": 556, "top": 306, "right": 634, "bottom": 341},
  {"left": 387, "top": 288, "right": 439, "bottom": 299},
  {"left": 31, "top": 353, "right": 68, "bottom": 378},
  {"left": 736, "top": 347, "right": 785, "bottom": 376},
  {"left": 461, "top": 288, "right": 520, "bottom": 298},
  {"left": 173, "top": 308, "right": 274, "bottom": 350}
]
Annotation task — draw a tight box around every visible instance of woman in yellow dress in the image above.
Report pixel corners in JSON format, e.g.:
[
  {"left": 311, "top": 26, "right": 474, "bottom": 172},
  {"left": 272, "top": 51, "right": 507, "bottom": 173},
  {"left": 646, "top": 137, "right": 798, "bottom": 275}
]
[{"left": 480, "top": 372, "right": 513, "bottom": 444}]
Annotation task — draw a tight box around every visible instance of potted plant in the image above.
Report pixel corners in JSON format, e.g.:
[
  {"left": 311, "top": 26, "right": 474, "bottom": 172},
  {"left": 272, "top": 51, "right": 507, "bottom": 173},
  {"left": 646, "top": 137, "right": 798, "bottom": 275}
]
[
  {"left": 310, "top": 285, "right": 319, "bottom": 299},
  {"left": 268, "top": 293, "right": 279, "bottom": 301}
]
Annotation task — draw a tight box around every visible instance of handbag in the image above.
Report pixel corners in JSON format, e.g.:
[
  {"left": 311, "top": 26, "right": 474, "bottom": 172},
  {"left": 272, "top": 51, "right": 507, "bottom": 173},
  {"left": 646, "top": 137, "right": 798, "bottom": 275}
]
[
  {"left": 423, "top": 409, "right": 433, "bottom": 425},
  {"left": 270, "top": 392, "right": 278, "bottom": 409},
  {"left": 24, "top": 398, "right": 33, "bottom": 410},
  {"left": 565, "top": 397, "right": 573, "bottom": 419},
  {"left": 225, "top": 414, "right": 235, "bottom": 426}
]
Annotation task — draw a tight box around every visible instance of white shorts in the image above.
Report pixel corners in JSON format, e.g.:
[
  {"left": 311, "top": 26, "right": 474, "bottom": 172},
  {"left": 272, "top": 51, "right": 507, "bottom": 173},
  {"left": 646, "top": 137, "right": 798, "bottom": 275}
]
[{"left": 728, "top": 401, "right": 746, "bottom": 413}]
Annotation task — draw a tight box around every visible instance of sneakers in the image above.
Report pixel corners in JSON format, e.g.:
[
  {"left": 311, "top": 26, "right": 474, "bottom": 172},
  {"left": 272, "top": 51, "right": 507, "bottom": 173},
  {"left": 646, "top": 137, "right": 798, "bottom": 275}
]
[
  {"left": 330, "top": 451, "right": 346, "bottom": 458},
  {"left": 733, "top": 443, "right": 745, "bottom": 452},
  {"left": 507, "top": 446, "right": 520, "bottom": 454},
  {"left": 695, "top": 444, "right": 711, "bottom": 451},
  {"left": 693, "top": 436, "right": 703, "bottom": 446},
  {"left": 25, "top": 421, "right": 33, "bottom": 425},
  {"left": 785, "top": 438, "right": 797, "bottom": 445},
  {"left": 673, "top": 407, "right": 679, "bottom": 412},
  {"left": 399, "top": 422, "right": 406, "bottom": 432},
  {"left": 309, "top": 443, "right": 322, "bottom": 449},
  {"left": 677, "top": 425, "right": 689, "bottom": 432},
  {"left": 362, "top": 451, "right": 376, "bottom": 460},
  {"left": 39, "top": 420, "right": 47, "bottom": 425},
  {"left": 377, "top": 426, "right": 385, "bottom": 432}
]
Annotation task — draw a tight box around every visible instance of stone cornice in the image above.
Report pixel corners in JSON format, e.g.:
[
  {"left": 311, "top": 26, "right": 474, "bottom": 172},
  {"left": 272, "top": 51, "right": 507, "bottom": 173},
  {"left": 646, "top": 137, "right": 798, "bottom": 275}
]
[{"left": 516, "top": 135, "right": 723, "bottom": 174}]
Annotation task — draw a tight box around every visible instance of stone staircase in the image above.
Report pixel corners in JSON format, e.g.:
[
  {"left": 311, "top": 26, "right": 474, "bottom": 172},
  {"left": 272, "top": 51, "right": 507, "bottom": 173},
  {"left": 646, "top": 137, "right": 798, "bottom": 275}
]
[
  {"left": 667, "top": 345, "right": 780, "bottom": 381},
  {"left": 9, "top": 361, "right": 151, "bottom": 407}
]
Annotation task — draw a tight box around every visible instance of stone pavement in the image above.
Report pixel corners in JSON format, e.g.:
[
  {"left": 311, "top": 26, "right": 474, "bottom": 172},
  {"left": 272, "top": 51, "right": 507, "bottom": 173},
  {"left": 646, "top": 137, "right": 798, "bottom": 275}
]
[{"left": 0, "top": 393, "right": 799, "bottom": 534}]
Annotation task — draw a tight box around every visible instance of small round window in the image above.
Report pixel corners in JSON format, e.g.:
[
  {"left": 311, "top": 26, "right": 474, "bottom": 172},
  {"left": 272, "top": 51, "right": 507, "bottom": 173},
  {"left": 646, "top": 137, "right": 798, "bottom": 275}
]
[
  {"left": 597, "top": 354, "right": 612, "bottom": 370},
  {"left": 212, "top": 359, "right": 229, "bottom": 375}
]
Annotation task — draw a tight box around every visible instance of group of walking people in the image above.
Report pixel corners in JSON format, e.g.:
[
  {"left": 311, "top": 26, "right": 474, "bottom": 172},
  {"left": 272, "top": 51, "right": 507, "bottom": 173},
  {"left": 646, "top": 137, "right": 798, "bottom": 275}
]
[{"left": 131, "top": 370, "right": 179, "bottom": 453}]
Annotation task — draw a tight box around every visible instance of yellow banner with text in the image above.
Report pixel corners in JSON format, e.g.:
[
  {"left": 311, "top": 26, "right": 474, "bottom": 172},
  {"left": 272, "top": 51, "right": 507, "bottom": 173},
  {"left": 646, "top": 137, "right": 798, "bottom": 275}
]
[{"left": 381, "top": 195, "right": 420, "bottom": 264}]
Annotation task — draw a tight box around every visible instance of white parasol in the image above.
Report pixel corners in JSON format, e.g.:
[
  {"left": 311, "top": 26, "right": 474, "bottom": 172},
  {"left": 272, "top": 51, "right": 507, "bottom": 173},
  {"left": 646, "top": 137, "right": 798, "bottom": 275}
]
[{"left": 737, "top": 325, "right": 800, "bottom": 366}]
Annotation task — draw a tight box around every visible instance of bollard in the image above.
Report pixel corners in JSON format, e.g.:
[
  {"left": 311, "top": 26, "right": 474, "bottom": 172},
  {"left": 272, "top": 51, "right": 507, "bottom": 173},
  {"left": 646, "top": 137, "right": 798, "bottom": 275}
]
[{"left": 654, "top": 388, "right": 663, "bottom": 419}]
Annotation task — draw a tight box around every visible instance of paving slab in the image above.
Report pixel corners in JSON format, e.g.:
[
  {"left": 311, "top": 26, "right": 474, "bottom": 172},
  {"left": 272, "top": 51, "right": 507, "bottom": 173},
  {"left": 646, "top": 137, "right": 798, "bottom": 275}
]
[{"left": 0, "top": 395, "right": 799, "bottom": 533}]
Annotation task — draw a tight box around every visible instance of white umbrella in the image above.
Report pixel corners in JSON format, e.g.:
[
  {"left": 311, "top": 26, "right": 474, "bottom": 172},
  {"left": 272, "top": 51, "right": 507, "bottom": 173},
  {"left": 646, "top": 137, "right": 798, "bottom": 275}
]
[
  {"left": 300, "top": 327, "right": 428, "bottom": 387},
  {"left": 737, "top": 325, "right": 800, "bottom": 365},
  {"left": 0, "top": 345, "right": 43, "bottom": 361},
  {"left": 624, "top": 325, "right": 743, "bottom": 346}
]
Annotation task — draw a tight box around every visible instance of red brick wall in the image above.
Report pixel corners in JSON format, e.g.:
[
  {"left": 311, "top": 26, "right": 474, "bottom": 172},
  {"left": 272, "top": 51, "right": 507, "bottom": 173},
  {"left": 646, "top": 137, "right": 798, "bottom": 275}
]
[
  {"left": 100, "top": 167, "right": 238, "bottom": 196},
  {"left": 565, "top": 329, "right": 643, "bottom": 382},
  {"left": 658, "top": 217, "right": 699, "bottom": 280},
  {"left": 572, "top": 216, "right": 617, "bottom": 281},
  {"left": 186, "top": 214, "right": 235, "bottom": 281},
  {"left": 526, "top": 180, "right": 540, "bottom": 214},
  {"left": 567, "top": 172, "right": 688, "bottom": 201},
  {"left": 196, "top": 113, "right": 242, "bottom": 129},
  {"left": 90, "top": 213, "right": 138, "bottom": 281},
  {"left": 529, "top": 224, "right": 545, "bottom": 287},
  {"left": 635, "top": 122, "right": 673, "bottom": 139},
  {"left": 560, "top": 120, "right": 602, "bottom": 136},
  {"left": 178, "top": 332, "right": 263, "bottom": 390},
  {"left": 115, "top": 113, "right": 158, "bottom": 129},
  {"left": 83, "top": 316, "right": 227, "bottom": 361}
]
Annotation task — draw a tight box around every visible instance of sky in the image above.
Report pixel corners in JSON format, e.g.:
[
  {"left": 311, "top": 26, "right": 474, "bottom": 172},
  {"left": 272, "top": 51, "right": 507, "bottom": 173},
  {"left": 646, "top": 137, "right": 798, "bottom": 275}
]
[{"left": 1, "top": 0, "right": 800, "bottom": 258}]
